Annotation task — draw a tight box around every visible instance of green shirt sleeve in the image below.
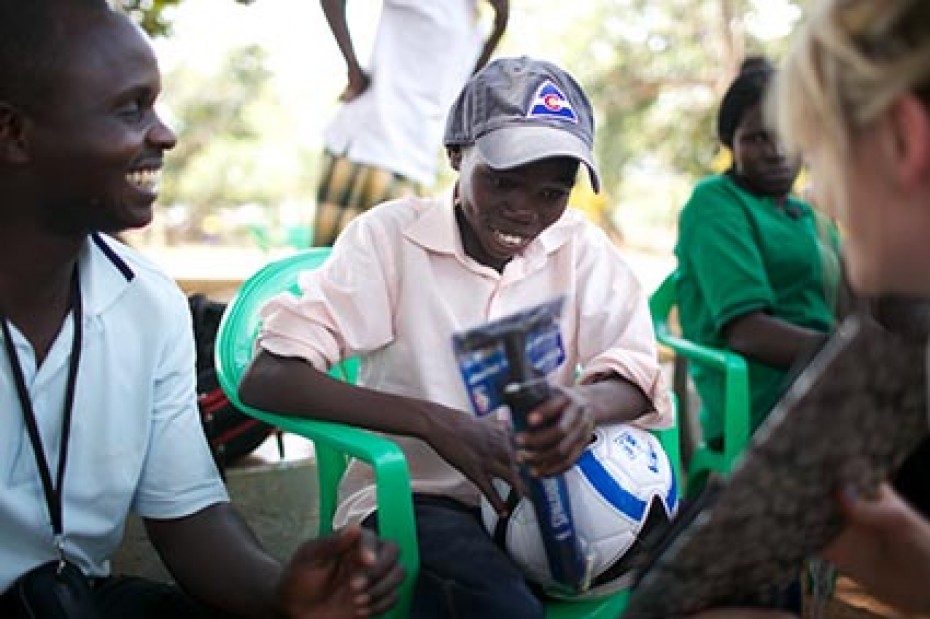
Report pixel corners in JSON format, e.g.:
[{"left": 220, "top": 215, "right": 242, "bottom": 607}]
[{"left": 678, "top": 178, "right": 775, "bottom": 335}]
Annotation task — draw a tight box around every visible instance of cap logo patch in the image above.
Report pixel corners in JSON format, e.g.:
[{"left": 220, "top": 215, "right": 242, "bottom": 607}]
[{"left": 527, "top": 79, "right": 578, "bottom": 123}]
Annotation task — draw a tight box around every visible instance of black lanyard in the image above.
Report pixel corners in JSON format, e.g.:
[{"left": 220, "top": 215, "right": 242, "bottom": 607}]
[{"left": 1, "top": 270, "right": 82, "bottom": 564}]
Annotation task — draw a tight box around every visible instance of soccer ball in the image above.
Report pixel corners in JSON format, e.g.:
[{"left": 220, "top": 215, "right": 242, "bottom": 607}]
[{"left": 482, "top": 423, "right": 679, "bottom": 598}]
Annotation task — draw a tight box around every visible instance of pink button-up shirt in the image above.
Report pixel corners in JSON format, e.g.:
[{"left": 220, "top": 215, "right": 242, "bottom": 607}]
[{"left": 259, "top": 194, "right": 671, "bottom": 525}]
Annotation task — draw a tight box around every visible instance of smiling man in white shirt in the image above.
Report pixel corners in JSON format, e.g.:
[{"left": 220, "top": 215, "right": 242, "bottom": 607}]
[{"left": 0, "top": 2, "right": 403, "bottom": 616}]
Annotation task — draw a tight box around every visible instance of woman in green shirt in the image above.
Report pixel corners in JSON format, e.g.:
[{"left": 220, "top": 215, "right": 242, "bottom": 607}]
[{"left": 675, "top": 57, "right": 843, "bottom": 444}]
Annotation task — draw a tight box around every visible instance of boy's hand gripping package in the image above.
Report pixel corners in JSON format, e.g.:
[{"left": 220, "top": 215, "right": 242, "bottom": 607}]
[{"left": 453, "top": 296, "right": 595, "bottom": 595}]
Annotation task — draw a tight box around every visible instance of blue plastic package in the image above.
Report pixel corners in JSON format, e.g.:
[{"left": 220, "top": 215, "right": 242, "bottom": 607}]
[{"left": 452, "top": 296, "right": 594, "bottom": 594}]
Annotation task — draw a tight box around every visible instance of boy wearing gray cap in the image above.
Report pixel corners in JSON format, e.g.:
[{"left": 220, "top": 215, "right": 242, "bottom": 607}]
[{"left": 241, "top": 56, "right": 670, "bottom": 617}]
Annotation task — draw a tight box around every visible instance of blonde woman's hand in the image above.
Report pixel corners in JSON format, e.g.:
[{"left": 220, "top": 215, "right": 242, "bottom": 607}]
[{"left": 824, "top": 482, "right": 930, "bottom": 615}]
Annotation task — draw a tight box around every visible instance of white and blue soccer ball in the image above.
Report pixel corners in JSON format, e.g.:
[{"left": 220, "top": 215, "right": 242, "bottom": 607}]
[{"left": 482, "top": 423, "right": 679, "bottom": 598}]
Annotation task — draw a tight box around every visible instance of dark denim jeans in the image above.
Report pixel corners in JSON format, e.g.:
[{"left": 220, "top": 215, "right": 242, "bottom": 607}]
[{"left": 363, "top": 494, "right": 545, "bottom": 619}]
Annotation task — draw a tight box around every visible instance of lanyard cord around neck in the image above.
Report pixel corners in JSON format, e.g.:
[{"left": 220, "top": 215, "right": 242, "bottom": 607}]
[{"left": 1, "top": 269, "right": 82, "bottom": 559}]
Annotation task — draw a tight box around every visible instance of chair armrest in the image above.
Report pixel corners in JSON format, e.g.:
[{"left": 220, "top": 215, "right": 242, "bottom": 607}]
[
  {"left": 655, "top": 329, "right": 739, "bottom": 371},
  {"left": 228, "top": 402, "right": 418, "bottom": 619},
  {"left": 654, "top": 328, "right": 751, "bottom": 467}
]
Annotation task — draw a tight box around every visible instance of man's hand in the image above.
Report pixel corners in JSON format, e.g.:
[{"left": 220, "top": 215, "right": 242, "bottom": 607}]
[
  {"left": 278, "top": 525, "right": 404, "bottom": 618},
  {"left": 339, "top": 66, "right": 371, "bottom": 103},
  {"left": 319, "top": 0, "right": 371, "bottom": 103},
  {"left": 823, "top": 483, "right": 930, "bottom": 615}
]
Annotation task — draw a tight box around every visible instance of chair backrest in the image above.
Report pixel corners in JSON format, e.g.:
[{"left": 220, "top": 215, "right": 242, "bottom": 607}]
[
  {"left": 214, "top": 247, "right": 360, "bottom": 407},
  {"left": 648, "top": 270, "right": 679, "bottom": 341}
]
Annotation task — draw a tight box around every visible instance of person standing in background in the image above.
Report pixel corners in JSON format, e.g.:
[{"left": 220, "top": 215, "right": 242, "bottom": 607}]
[{"left": 313, "top": 0, "right": 509, "bottom": 246}]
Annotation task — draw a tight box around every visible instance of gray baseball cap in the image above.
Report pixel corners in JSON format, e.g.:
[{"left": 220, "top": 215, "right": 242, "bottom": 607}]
[{"left": 444, "top": 56, "right": 600, "bottom": 192}]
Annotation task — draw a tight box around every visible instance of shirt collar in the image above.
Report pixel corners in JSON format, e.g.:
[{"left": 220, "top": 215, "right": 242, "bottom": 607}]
[
  {"left": 78, "top": 233, "right": 135, "bottom": 318},
  {"left": 403, "top": 189, "right": 579, "bottom": 270},
  {"left": 403, "top": 189, "right": 461, "bottom": 257}
]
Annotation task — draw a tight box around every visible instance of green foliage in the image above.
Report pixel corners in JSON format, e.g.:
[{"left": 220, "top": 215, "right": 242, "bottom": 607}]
[
  {"left": 158, "top": 43, "right": 319, "bottom": 230},
  {"left": 114, "top": 0, "right": 253, "bottom": 37},
  {"left": 520, "top": 0, "right": 812, "bottom": 245},
  {"left": 559, "top": 0, "right": 809, "bottom": 194},
  {"left": 134, "top": 0, "right": 813, "bottom": 248}
]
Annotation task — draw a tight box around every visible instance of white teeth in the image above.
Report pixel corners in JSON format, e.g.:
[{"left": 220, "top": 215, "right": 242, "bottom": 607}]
[
  {"left": 126, "top": 169, "right": 161, "bottom": 193},
  {"left": 494, "top": 230, "right": 526, "bottom": 247}
]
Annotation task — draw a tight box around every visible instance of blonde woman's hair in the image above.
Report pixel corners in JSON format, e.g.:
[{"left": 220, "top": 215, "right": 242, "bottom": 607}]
[{"left": 772, "top": 0, "right": 930, "bottom": 180}]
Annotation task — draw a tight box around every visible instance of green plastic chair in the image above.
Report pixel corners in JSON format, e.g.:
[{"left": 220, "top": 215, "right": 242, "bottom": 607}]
[
  {"left": 214, "top": 247, "right": 416, "bottom": 619},
  {"left": 214, "top": 247, "right": 682, "bottom": 619},
  {"left": 649, "top": 271, "right": 751, "bottom": 495}
]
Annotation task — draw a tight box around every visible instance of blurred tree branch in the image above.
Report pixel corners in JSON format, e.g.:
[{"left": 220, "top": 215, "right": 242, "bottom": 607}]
[{"left": 114, "top": 0, "right": 256, "bottom": 37}]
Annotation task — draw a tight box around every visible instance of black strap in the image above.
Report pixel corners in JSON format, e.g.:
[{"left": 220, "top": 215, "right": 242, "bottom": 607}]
[
  {"left": 91, "top": 233, "right": 134, "bottom": 282},
  {"left": 492, "top": 486, "right": 523, "bottom": 547},
  {"left": 1, "top": 269, "right": 82, "bottom": 550}
]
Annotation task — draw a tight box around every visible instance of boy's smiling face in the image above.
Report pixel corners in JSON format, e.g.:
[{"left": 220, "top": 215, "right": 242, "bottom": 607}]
[{"left": 453, "top": 146, "right": 578, "bottom": 272}]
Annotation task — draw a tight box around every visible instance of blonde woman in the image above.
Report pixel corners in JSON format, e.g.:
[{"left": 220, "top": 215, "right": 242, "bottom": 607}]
[
  {"left": 697, "top": 1, "right": 930, "bottom": 617},
  {"left": 773, "top": 0, "right": 930, "bottom": 614}
]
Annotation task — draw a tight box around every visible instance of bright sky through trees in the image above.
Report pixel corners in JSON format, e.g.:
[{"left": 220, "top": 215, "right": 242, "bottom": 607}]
[
  {"left": 154, "top": 0, "right": 801, "bottom": 154},
  {"left": 137, "top": 0, "right": 806, "bottom": 258}
]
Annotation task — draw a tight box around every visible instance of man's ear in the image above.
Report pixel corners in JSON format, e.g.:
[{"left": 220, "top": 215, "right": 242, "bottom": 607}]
[
  {"left": 447, "top": 146, "right": 463, "bottom": 172},
  {"left": 888, "top": 93, "right": 930, "bottom": 190},
  {"left": 0, "top": 102, "right": 30, "bottom": 164}
]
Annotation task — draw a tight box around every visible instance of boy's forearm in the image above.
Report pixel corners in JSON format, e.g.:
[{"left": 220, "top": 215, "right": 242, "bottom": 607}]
[
  {"left": 581, "top": 374, "right": 652, "bottom": 425},
  {"left": 239, "top": 350, "right": 437, "bottom": 440}
]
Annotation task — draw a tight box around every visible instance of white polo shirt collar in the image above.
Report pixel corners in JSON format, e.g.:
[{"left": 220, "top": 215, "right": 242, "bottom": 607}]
[
  {"left": 81, "top": 234, "right": 135, "bottom": 318},
  {"left": 403, "top": 192, "right": 578, "bottom": 277}
]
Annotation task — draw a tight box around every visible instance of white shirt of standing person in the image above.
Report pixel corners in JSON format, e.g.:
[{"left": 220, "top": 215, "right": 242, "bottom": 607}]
[{"left": 322, "top": 0, "right": 484, "bottom": 186}]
